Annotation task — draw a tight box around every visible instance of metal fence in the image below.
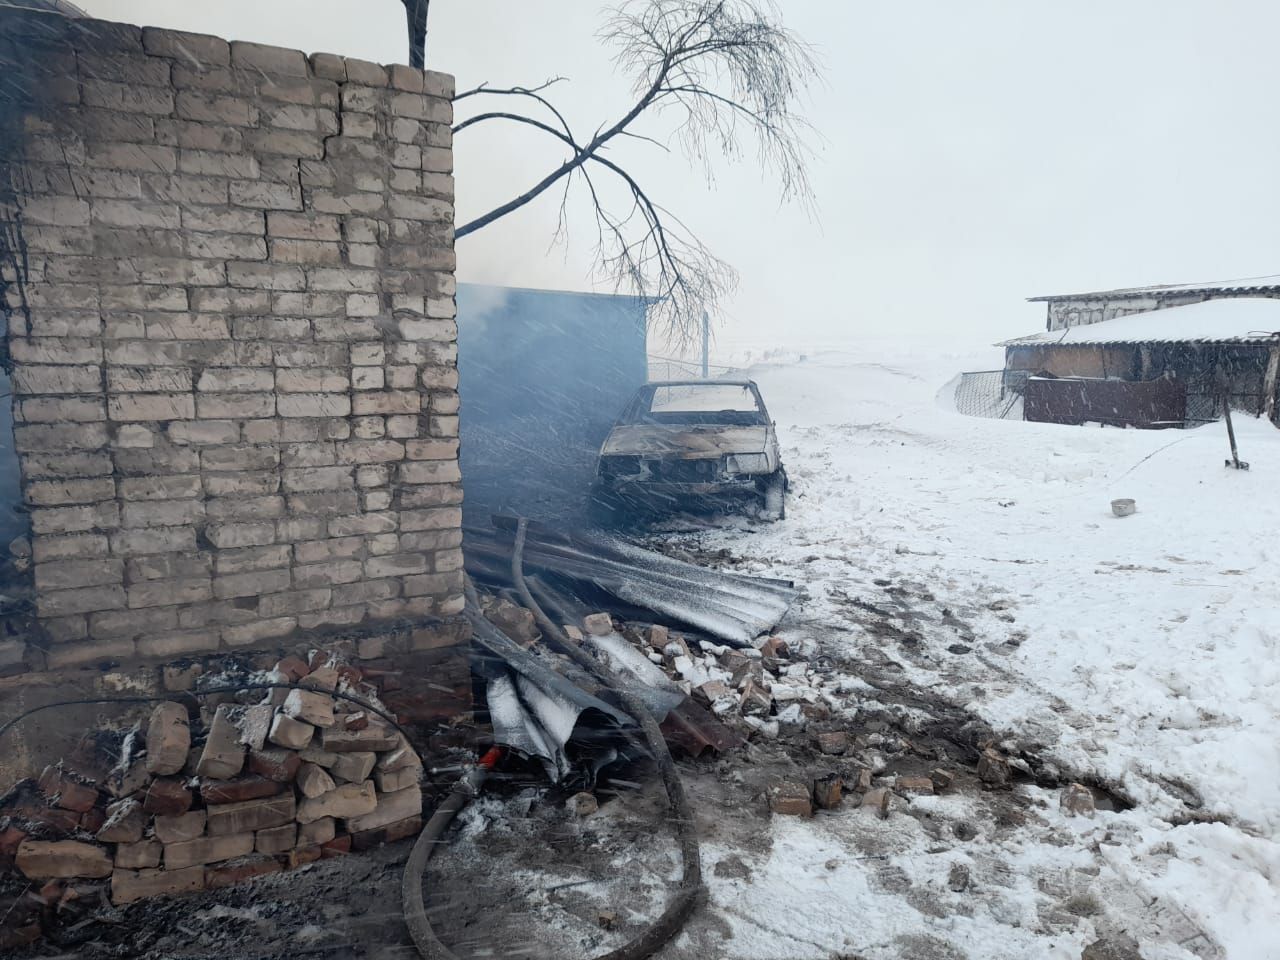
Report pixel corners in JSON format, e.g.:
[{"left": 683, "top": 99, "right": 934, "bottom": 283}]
[
  {"left": 647, "top": 355, "right": 744, "bottom": 381},
  {"left": 954, "top": 370, "right": 1023, "bottom": 419}
]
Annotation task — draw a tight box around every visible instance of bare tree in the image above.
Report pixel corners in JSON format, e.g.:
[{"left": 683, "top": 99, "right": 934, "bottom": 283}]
[{"left": 451, "top": 0, "right": 818, "bottom": 340}]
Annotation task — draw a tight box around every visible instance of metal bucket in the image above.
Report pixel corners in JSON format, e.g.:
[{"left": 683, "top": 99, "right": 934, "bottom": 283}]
[{"left": 1111, "top": 498, "right": 1136, "bottom": 518}]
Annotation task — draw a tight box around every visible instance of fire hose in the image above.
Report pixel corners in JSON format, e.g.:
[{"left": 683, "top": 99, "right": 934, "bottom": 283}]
[{"left": 400, "top": 517, "right": 702, "bottom": 960}]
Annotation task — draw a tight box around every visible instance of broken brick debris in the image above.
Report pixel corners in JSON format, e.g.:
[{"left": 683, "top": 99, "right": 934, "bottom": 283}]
[
  {"left": 164, "top": 833, "right": 256, "bottom": 871},
  {"left": 1060, "top": 782, "right": 1096, "bottom": 816},
  {"left": 206, "top": 794, "right": 295, "bottom": 837},
  {"left": 814, "top": 730, "right": 850, "bottom": 755},
  {"left": 331, "top": 751, "right": 377, "bottom": 784},
  {"left": 200, "top": 776, "right": 284, "bottom": 805},
  {"left": 813, "top": 774, "right": 843, "bottom": 810},
  {"left": 205, "top": 856, "right": 284, "bottom": 889},
  {"left": 583, "top": 612, "right": 614, "bottom": 636},
  {"left": 739, "top": 678, "right": 773, "bottom": 717},
  {"left": 287, "top": 845, "right": 324, "bottom": 868},
  {"left": 320, "top": 835, "right": 352, "bottom": 858},
  {"left": 297, "top": 762, "right": 338, "bottom": 799},
  {"left": 255, "top": 823, "right": 298, "bottom": 855},
  {"left": 144, "top": 703, "right": 191, "bottom": 776},
  {"left": 96, "top": 799, "right": 145, "bottom": 844},
  {"left": 862, "top": 787, "right": 893, "bottom": 819},
  {"left": 196, "top": 705, "right": 246, "bottom": 780},
  {"left": 37, "top": 766, "right": 98, "bottom": 813},
  {"left": 977, "top": 747, "right": 1011, "bottom": 787},
  {"left": 111, "top": 865, "right": 206, "bottom": 905},
  {"left": 893, "top": 775, "right": 935, "bottom": 796},
  {"left": 114, "top": 840, "right": 162, "bottom": 870},
  {"left": 142, "top": 778, "right": 193, "bottom": 816},
  {"left": 269, "top": 712, "right": 315, "bottom": 751},
  {"left": 296, "top": 781, "right": 378, "bottom": 824},
  {"left": 376, "top": 766, "right": 420, "bottom": 793},
  {"left": 759, "top": 636, "right": 790, "bottom": 660},
  {"left": 321, "top": 723, "right": 399, "bottom": 753},
  {"left": 768, "top": 780, "right": 813, "bottom": 817},
  {"left": 343, "top": 785, "right": 421, "bottom": 833},
  {"left": 298, "top": 817, "right": 336, "bottom": 846},
  {"left": 282, "top": 689, "right": 337, "bottom": 729},
  {"left": 1, "top": 650, "right": 423, "bottom": 916},
  {"left": 929, "top": 768, "right": 955, "bottom": 793},
  {"left": 153, "top": 810, "right": 206, "bottom": 845},
  {"left": 16, "top": 840, "right": 112, "bottom": 879},
  {"left": 248, "top": 749, "right": 302, "bottom": 783}
]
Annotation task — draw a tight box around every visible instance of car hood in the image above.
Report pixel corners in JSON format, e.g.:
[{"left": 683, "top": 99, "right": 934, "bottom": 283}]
[{"left": 601, "top": 424, "right": 769, "bottom": 460}]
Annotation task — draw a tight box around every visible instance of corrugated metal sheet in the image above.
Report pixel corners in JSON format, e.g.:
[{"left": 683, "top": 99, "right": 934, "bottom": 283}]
[{"left": 1028, "top": 273, "right": 1280, "bottom": 303}]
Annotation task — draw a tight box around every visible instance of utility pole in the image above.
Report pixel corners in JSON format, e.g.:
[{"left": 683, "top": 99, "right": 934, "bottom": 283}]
[
  {"left": 404, "top": 0, "right": 429, "bottom": 68},
  {"left": 701, "top": 310, "right": 710, "bottom": 379}
]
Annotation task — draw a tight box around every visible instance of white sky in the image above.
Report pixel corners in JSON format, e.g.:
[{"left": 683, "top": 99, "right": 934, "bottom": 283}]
[{"left": 78, "top": 1, "right": 1280, "bottom": 347}]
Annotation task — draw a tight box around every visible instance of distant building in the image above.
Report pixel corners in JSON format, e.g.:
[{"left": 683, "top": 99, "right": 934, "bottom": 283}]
[
  {"left": 456, "top": 284, "right": 650, "bottom": 522},
  {"left": 1030, "top": 275, "right": 1280, "bottom": 332},
  {"left": 1002, "top": 298, "right": 1280, "bottom": 426}
]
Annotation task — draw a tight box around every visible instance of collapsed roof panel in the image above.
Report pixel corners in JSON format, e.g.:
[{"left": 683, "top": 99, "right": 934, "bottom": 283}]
[{"left": 465, "top": 520, "right": 797, "bottom": 648}]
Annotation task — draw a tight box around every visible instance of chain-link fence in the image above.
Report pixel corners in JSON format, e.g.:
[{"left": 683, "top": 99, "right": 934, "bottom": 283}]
[{"left": 954, "top": 370, "right": 1024, "bottom": 419}]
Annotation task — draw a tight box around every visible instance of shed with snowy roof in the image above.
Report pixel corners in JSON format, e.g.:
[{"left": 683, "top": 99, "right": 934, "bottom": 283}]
[
  {"left": 1029, "top": 274, "right": 1280, "bottom": 332},
  {"left": 1001, "top": 298, "right": 1280, "bottom": 425}
]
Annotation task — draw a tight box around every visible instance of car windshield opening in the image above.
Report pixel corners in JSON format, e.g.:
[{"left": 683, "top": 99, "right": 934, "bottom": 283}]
[{"left": 637, "top": 383, "right": 767, "bottom": 425}]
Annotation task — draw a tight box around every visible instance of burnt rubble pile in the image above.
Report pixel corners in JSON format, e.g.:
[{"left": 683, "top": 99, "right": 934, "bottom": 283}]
[
  {"left": 0, "top": 651, "right": 423, "bottom": 950},
  {"left": 576, "top": 612, "right": 848, "bottom": 740},
  {"left": 567, "top": 609, "right": 967, "bottom": 818}
]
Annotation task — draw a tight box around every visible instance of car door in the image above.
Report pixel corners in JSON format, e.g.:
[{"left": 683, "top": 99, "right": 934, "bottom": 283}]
[{"left": 748, "top": 382, "right": 782, "bottom": 473}]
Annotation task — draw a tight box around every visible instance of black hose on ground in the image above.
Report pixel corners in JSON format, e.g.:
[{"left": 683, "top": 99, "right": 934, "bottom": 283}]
[
  {"left": 400, "top": 520, "right": 703, "bottom": 960},
  {"left": 401, "top": 742, "right": 500, "bottom": 960},
  {"left": 508, "top": 517, "right": 703, "bottom": 960},
  {"left": 399, "top": 522, "right": 701, "bottom": 957}
]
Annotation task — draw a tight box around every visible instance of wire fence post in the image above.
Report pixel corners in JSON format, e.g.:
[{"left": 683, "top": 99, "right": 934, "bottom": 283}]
[{"left": 701, "top": 310, "right": 710, "bottom": 379}]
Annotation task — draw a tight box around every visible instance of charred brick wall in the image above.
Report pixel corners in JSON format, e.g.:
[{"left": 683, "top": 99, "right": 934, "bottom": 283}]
[{"left": 0, "top": 10, "right": 465, "bottom": 671}]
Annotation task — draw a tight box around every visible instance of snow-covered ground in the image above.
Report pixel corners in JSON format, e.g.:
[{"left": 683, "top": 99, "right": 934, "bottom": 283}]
[{"left": 690, "top": 338, "right": 1280, "bottom": 959}]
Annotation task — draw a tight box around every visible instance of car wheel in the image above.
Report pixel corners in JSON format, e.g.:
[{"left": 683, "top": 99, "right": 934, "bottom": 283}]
[{"left": 759, "top": 470, "right": 786, "bottom": 521}]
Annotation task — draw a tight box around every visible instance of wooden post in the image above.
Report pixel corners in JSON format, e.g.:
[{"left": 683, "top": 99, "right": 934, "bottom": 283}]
[{"left": 1263, "top": 346, "right": 1279, "bottom": 425}]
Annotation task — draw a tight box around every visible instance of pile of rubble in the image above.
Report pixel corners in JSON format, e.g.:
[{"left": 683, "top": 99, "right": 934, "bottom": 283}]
[
  {"left": 577, "top": 611, "right": 981, "bottom": 818},
  {"left": 582, "top": 614, "right": 850, "bottom": 736},
  {"left": 0, "top": 651, "right": 423, "bottom": 950}
]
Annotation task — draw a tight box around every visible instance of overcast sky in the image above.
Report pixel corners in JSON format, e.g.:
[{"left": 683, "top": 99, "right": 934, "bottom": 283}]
[{"left": 79, "top": 1, "right": 1280, "bottom": 349}]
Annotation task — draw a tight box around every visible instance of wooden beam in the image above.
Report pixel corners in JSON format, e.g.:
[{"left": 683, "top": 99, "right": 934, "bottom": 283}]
[{"left": 1263, "top": 345, "right": 1279, "bottom": 425}]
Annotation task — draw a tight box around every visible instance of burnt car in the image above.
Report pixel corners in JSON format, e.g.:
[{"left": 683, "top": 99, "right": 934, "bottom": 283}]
[{"left": 590, "top": 380, "right": 787, "bottom": 522}]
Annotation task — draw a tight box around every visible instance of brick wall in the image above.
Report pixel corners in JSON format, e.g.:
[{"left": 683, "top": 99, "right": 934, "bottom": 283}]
[{"left": 0, "top": 10, "right": 466, "bottom": 671}]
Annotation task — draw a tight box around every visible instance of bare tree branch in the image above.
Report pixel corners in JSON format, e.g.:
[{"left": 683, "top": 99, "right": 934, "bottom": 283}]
[{"left": 451, "top": 0, "right": 818, "bottom": 341}]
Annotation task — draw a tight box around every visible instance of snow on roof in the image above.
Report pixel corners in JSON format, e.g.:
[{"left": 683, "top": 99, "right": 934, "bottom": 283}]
[
  {"left": 1028, "top": 273, "right": 1280, "bottom": 302},
  {"left": 1002, "top": 297, "right": 1280, "bottom": 347}
]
